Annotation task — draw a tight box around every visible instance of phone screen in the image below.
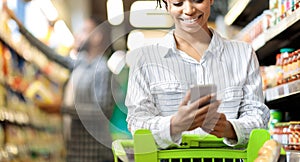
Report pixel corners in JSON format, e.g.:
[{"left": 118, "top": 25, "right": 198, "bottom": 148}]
[{"left": 190, "top": 84, "right": 217, "bottom": 103}]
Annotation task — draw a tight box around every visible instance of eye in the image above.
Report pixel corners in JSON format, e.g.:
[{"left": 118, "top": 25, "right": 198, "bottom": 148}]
[
  {"left": 172, "top": 1, "right": 183, "bottom": 6},
  {"left": 194, "top": 0, "right": 204, "bottom": 3}
]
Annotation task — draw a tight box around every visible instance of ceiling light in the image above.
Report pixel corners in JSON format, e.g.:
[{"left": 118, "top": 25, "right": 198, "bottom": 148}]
[
  {"left": 107, "top": 0, "right": 124, "bottom": 25},
  {"left": 34, "top": 0, "right": 58, "bottom": 22},
  {"left": 224, "top": 0, "right": 250, "bottom": 26},
  {"left": 129, "top": 1, "right": 174, "bottom": 28},
  {"left": 53, "top": 20, "right": 74, "bottom": 47}
]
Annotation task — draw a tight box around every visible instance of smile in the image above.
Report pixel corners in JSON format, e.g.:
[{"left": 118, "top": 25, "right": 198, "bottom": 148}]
[{"left": 180, "top": 15, "right": 201, "bottom": 24}]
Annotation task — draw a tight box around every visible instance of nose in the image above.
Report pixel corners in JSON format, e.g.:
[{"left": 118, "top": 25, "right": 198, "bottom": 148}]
[{"left": 183, "top": 1, "right": 194, "bottom": 15}]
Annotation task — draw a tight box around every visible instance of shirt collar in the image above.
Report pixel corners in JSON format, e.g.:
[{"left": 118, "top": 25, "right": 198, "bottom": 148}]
[
  {"left": 158, "top": 30, "right": 177, "bottom": 57},
  {"left": 207, "top": 29, "right": 225, "bottom": 56},
  {"left": 159, "top": 28, "right": 224, "bottom": 58}
]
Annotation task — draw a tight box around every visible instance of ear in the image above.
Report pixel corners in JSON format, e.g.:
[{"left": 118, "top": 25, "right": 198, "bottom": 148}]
[{"left": 210, "top": 0, "right": 214, "bottom": 5}]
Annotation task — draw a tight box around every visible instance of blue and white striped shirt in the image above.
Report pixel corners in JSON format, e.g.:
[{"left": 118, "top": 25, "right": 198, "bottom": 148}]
[{"left": 125, "top": 29, "right": 270, "bottom": 148}]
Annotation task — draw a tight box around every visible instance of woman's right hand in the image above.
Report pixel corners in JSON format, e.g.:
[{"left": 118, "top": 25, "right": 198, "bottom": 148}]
[{"left": 170, "top": 91, "right": 220, "bottom": 136}]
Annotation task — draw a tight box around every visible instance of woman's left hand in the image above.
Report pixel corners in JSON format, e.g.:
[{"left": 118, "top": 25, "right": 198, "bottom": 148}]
[{"left": 202, "top": 113, "right": 237, "bottom": 139}]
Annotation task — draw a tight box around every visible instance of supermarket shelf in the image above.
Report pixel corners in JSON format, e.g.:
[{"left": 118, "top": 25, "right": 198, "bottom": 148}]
[
  {"left": 254, "top": 9, "right": 300, "bottom": 65},
  {"left": 224, "top": 0, "right": 268, "bottom": 26},
  {"left": 0, "top": 107, "right": 61, "bottom": 132},
  {"left": 265, "top": 80, "right": 300, "bottom": 115},
  {"left": 265, "top": 79, "right": 300, "bottom": 102},
  {"left": 266, "top": 92, "right": 300, "bottom": 112},
  {"left": 0, "top": 108, "right": 29, "bottom": 125},
  {"left": 1, "top": 143, "right": 63, "bottom": 161},
  {"left": 0, "top": 35, "right": 69, "bottom": 85}
]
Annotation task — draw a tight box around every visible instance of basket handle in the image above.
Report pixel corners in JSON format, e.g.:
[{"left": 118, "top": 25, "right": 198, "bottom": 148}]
[
  {"left": 112, "top": 139, "right": 133, "bottom": 162},
  {"left": 247, "top": 129, "right": 270, "bottom": 161},
  {"left": 134, "top": 129, "right": 158, "bottom": 161}
]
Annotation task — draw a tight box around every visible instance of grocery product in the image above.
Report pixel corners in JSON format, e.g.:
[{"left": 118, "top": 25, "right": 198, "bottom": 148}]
[{"left": 255, "top": 139, "right": 281, "bottom": 162}]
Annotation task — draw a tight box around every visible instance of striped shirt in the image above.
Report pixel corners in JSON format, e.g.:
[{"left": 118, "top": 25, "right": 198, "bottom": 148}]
[{"left": 125, "top": 29, "right": 270, "bottom": 148}]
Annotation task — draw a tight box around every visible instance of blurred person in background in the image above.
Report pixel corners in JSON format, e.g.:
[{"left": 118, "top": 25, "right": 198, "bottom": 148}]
[
  {"left": 61, "top": 16, "right": 114, "bottom": 162},
  {"left": 8, "top": 11, "right": 114, "bottom": 162}
]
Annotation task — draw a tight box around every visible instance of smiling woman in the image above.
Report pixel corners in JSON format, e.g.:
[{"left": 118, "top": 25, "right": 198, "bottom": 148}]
[
  {"left": 124, "top": 0, "right": 270, "bottom": 151},
  {"left": 160, "top": 0, "right": 214, "bottom": 61}
]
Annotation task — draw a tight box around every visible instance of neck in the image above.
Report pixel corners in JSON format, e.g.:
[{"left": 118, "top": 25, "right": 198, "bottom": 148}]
[
  {"left": 87, "top": 47, "right": 104, "bottom": 62},
  {"left": 174, "top": 28, "right": 212, "bottom": 61},
  {"left": 174, "top": 27, "right": 212, "bottom": 45}
]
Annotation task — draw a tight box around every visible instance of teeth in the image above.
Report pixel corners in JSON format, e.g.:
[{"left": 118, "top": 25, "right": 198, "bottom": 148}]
[{"left": 182, "top": 17, "right": 198, "bottom": 24}]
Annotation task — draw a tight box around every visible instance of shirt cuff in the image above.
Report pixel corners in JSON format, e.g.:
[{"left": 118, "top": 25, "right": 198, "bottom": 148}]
[
  {"left": 154, "top": 116, "right": 181, "bottom": 148},
  {"left": 223, "top": 119, "right": 245, "bottom": 147}
]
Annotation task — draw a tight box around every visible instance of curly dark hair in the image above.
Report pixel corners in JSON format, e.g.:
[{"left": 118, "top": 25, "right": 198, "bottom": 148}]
[{"left": 157, "top": 0, "right": 167, "bottom": 9}]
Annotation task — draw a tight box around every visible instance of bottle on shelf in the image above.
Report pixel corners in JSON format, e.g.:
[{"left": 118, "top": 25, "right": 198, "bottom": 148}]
[
  {"left": 289, "top": 121, "right": 300, "bottom": 150},
  {"left": 296, "top": 0, "right": 300, "bottom": 9},
  {"left": 296, "top": 49, "right": 300, "bottom": 79},
  {"left": 282, "top": 122, "right": 290, "bottom": 147},
  {"left": 291, "top": 51, "right": 298, "bottom": 81},
  {"left": 280, "top": 48, "right": 295, "bottom": 84}
]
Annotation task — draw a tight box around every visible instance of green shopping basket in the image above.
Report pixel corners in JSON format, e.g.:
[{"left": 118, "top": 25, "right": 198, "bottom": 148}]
[{"left": 112, "top": 129, "right": 270, "bottom": 162}]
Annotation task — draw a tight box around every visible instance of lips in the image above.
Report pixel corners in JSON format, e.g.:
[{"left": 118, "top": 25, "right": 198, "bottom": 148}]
[{"left": 179, "top": 15, "right": 202, "bottom": 24}]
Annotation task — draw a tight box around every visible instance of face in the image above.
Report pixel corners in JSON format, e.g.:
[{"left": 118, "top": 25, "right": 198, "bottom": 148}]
[
  {"left": 166, "top": 0, "right": 213, "bottom": 34},
  {"left": 88, "top": 28, "right": 104, "bottom": 47},
  {"left": 73, "top": 19, "right": 97, "bottom": 50}
]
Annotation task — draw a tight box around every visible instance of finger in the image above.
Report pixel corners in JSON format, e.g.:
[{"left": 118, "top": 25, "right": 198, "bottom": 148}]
[
  {"left": 202, "top": 113, "right": 226, "bottom": 131},
  {"left": 210, "top": 123, "right": 226, "bottom": 133},
  {"left": 205, "top": 123, "right": 227, "bottom": 138},
  {"left": 189, "top": 110, "right": 208, "bottom": 129},
  {"left": 192, "top": 102, "right": 218, "bottom": 123},
  {"left": 202, "top": 127, "right": 219, "bottom": 137},
  {"left": 202, "top": 119, "right": 219, "bottom": 130},
  {"left": 186, "top": 105, "right": 214, "bottom": 131},
  {"left": 202, "top": 120, "right": 222, "bottom": 131},
  {"left": 202, "top": 127, "right": 214, "bottom": 133},
  {"left": 191, "top": 110, "right": 217, "bottom": 131},
  {"left": 210, "top": 93, "right": 217, "bottom": 102},
  {"left": 191, "top": 101, "right": 221, "bottom": 130},
  {"left": 197, "top": 100, "right": 220, "bottom": 115},
  {"left": 208, "top": 130, "right": 223, "bottom": 138},
  {"left": 191, "top": 94, "right": 213, "bottom": 109},
  {"left": 211, "top": 99, "right": 221, "bottom": 107},
  {"left": 201, "top": 111, "right": 222, "bottom": 129},
  {"left": 180, "top": 90, "right": 191, "bottom": 106},
  {"left": 205, "top": 111, "right": 224, "bottom": 122},
  {"left": 206, "top": 100, "right": 221, "bottom": 114}
]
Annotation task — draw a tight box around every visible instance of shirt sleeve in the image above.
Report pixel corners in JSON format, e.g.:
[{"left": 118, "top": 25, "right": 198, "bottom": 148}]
[
  {"left": 224, "top": 45, "right": 270, "bottom": 146},
  {"left": 125, "top": 52, "right": 177, "bottom": 148}
]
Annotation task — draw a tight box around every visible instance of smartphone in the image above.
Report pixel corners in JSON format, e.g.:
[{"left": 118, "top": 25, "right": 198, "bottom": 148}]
[{"left": 190, "top": 84, "right": 217, "bottom": 103}]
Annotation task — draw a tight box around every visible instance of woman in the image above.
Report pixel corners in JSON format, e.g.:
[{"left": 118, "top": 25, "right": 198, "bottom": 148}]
[{"left": 125, "top": 0, "right": 270, "bottom": 149}]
